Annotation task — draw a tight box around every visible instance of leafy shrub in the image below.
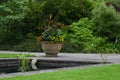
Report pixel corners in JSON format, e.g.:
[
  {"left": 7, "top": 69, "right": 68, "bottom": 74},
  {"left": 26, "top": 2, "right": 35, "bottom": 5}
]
[
  {"left": 64, "top": 18, "right": 105, "bottom": 53},
  {"left": 18, "top": 54, "right": 31, "bottom": 72},
  {"left": 26, "top": 0, "right": 94, "bottom": 36},
  {"left": 42, "top": 0, "right": 93, "bottom": 25},
  {"left": 91, "top": 3, "right": 120, "bottom": 53},
  {"left": 0, "top": 0, "right": 9, "bottom": 3},
  {"left": 92, "top": 3, "right": 120, "bottom": 43},
  {"left": 0, "top": 0, "right": 28, "bottom": 44},
  {"left": 61, "top": 41, "right": 84, "bottom": 53},
  {"left": 13, "top": 39, "right": 43, "bottom": 52}
]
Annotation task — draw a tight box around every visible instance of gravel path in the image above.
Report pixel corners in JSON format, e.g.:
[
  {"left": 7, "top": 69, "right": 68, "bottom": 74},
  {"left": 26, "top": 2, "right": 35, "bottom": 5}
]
[{"left": 0, "top": 51, "right": 120, "bottom": 63}]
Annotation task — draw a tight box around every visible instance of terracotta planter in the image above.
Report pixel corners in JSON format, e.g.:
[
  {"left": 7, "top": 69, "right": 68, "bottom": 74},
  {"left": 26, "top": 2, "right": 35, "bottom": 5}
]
[{"left": 42, "top": 42, "right": 62, "bottom": 57}]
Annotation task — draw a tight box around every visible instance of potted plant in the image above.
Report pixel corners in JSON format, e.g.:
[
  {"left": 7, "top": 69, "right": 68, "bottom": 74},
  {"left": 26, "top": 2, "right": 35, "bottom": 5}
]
[{"left": 38, "top": 17, "right": 64, "bottom": 57}]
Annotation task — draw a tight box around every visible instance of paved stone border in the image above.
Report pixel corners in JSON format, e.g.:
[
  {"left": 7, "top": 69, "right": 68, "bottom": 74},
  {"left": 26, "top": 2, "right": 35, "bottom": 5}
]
[
  {"left": 0, "top": 59, "right": 20, "bottom": 73},
  {"left": 0, "top": 58, "right": 102, "bottom": 73},
  {"left": 0, "top": 58, "right": 34, "bottom": 73}
]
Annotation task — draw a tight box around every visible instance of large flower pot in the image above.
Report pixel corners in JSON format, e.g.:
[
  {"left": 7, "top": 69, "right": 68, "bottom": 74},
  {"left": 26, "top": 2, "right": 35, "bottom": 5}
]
[{"left": 42, "top": 42, "right": 62, "bottom": 57}]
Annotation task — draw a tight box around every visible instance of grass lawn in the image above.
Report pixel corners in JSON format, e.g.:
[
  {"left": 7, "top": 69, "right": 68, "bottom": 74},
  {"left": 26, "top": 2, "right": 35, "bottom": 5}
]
[
  {"left": 0, "top": 64, "right": 120, "bottom": 80},
  {"left": 0, "top": 53, "right": 35, "bottom": 58}
]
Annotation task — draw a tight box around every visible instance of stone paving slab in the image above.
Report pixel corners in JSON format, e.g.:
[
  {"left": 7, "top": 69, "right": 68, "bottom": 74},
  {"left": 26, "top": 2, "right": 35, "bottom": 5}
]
[{"left": 35, "top": 53, "right": 120, "bottom": 63}]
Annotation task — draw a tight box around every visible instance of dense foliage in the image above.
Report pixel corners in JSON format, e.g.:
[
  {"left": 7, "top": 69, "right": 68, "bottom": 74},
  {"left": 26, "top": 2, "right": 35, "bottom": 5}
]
[
  {"left": 91, "top": 3, "right": 120, "bottom": 53},
  {"left": 26, "top": 0, "right": 93, "bottom": 36},
  {"left": 0, "top": 0, "right": 28, "bottom": 45},
  {"left": 92, "top": 3, "right": 120, "bottom": 43},
  {"left": 42, "top": 0, "right": 93, "bottom": 24},
  {"left": 0, "top": 0, "right": 120, "bottom": 53},
  {"left": 63, "top": 18, "right": 105, "bottom": 53}
]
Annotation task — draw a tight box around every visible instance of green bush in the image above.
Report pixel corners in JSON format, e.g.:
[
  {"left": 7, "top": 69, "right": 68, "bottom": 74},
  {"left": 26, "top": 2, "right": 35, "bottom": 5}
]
[
  {"left": 13, "top": 39, "right": 43, "bottom": 52},
  {"left": 42, "top": 0, "right": 93, "bottom": 25},
  {"left": 64, "top": 18, "right": 105, "bottom": 53},
  {"left": 91, "top": 3, "right": 120, "bottom": 53},
  {"left": 61, "top": 41, "right": 84, "bottom": 53},
  {"left": 26, "top": 0, "right": 94, "bottom": 36},
  {"left": 0, "top": 0, "right": 28, "bottom": 44},
  {"left": 18, "top": 54, "right": 30, "bottom": 72},
  {"left": 92, "top": 3, "right": 120, "bottom": 43}
]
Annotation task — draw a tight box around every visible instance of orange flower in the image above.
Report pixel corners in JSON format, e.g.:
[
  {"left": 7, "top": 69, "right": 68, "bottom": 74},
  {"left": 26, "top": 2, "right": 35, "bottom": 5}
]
[
  {"left": 61, "top": 24, "right": 64, "bottom": 28},
  {"left": 37, "top": 36, "right": 42, "bottom": 42}
]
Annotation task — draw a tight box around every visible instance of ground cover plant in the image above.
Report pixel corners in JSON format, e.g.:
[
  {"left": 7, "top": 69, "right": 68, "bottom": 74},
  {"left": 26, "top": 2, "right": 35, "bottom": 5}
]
[
  {"left": 0, "top": 53, "right": 35, "bottom": 58},
  {"left": 0, "top": 64, "right": 120, "bottom": 80}
]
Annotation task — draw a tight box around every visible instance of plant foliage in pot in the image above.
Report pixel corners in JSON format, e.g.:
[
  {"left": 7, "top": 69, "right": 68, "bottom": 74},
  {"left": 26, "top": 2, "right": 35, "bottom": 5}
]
[{"left": 38, "top": 16, "right": 64, "bottom": 57}]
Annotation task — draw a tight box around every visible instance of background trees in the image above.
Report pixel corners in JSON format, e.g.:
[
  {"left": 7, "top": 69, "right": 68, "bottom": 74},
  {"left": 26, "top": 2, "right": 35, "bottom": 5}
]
[
  {"left": 0, "top": 0, "right": 28, "bottom": 45},
  {"left": 0, "top": 0, "right": 120, "bottom": 53},
  {"left": 92, "top": 3, "right": 120, "bottom": 43}
]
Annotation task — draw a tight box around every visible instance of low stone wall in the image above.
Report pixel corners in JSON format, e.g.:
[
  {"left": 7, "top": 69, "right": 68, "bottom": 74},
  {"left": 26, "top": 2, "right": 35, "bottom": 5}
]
[
  {"left": 36, "top": 59, "right": 100, "bottom": 69},
  {"left": 0, "top": 59, "right": 32, "bottom": 73},
  {"left": 0, "top": 58, "right": 101, "bottom": 73},
  {"left": 0, "top": 59, "right": 20, "bottom": 73}
]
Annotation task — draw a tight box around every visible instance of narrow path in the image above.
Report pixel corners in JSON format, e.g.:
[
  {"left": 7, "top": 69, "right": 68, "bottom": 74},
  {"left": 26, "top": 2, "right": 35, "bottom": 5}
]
[{"left": 0, "top": 51, "right": 120, "bottom": 63}]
